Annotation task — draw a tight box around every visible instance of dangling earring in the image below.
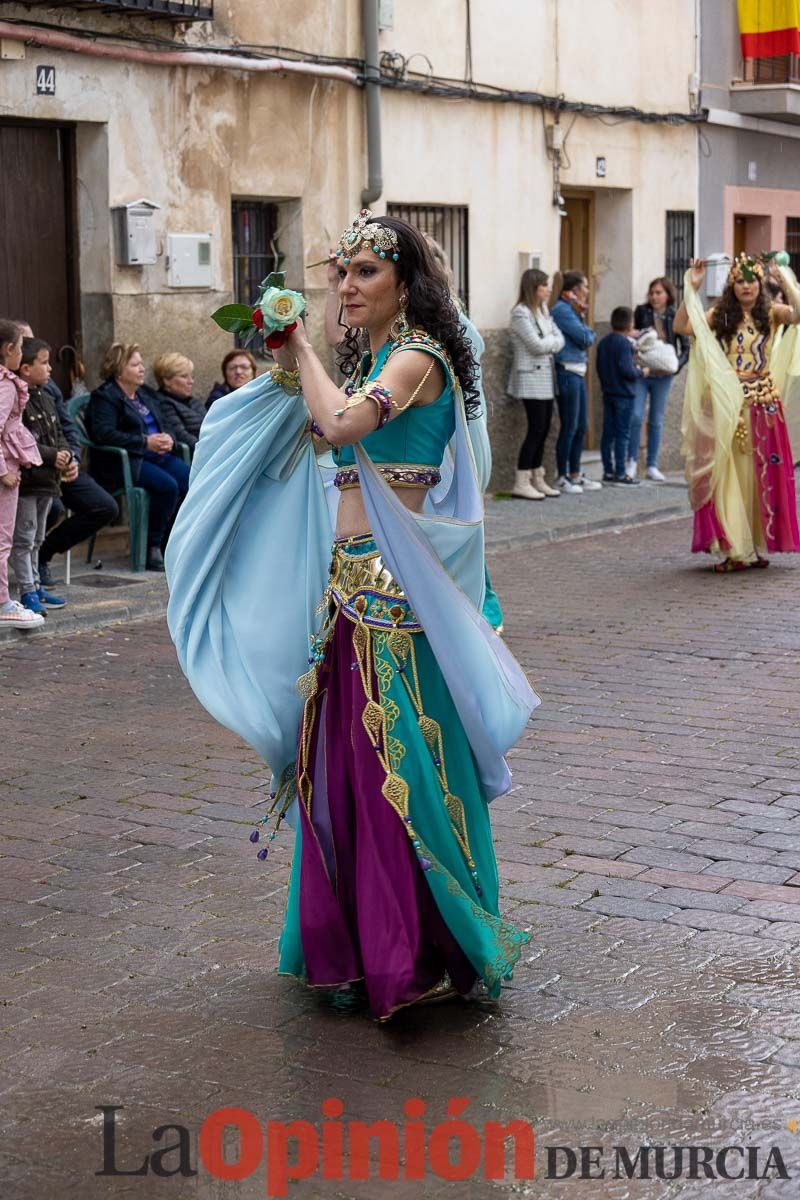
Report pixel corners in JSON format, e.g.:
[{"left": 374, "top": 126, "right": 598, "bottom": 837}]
[{"left": 389, "top": 295, "right": 410, "bottom": 342}]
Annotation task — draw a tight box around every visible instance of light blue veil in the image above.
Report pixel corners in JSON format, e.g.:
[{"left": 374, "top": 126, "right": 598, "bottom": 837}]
[{"left": 165, "top": 358, "right": 537, "bottom": 809}]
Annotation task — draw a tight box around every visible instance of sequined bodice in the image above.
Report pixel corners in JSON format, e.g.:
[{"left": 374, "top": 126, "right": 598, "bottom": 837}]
[
  {"left": 333, "top": 334, "right": 455, "bottom": 468},
  {"left": 726, "top": 320, "right": 773, "bottom": 377}
]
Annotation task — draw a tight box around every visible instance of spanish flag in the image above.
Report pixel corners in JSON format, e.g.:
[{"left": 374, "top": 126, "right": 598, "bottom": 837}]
[{"left": 738, "top": 0, "right": 800, "bottom": 57}]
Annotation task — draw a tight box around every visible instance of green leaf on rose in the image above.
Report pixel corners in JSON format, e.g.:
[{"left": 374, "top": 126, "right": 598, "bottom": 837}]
[
  {"left": 211, "top": 304, "right": 256, "bottom": 332},
  {"left": 259, "top": 272, "right": 286, "bottom": 293}
]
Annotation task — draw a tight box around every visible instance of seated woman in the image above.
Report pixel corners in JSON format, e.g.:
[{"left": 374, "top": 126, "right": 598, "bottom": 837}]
[
  {"left": 674, "top": 255, "right": 800, "bottom": 571},
  {"left": 166, "top": 212, "right": 538, "bottom": 1021},
  {"left": 153, "top": 353, "right": 205, "bottom": 453},
  {"left": 86, "top": 343, "right": 190, "bottom": 571},
  {"left": 205, "top": 348, "right": 257, "bottom": 410}
]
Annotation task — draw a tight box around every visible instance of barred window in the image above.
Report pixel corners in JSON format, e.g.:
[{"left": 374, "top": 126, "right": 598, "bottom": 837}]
[
  {"left": 387, "top": 203, "right": 469, "bottom": 311},
  {"left": 231, "top": 200, "right": 280, "bottom": 356},
  {"left": 787, "top": 218, "right": 800, "bottom": 277},
  {"left": 665, "top": 211, "right": 695, "bottom": 301}
]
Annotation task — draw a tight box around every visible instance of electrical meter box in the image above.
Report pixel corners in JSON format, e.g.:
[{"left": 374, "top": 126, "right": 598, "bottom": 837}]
[
  {"left": 166, "top": 233, "right": 213, "bottom": 288},
  {"left": 705, "top": 252, "right": 729, "bottom": 298},
  {"left": 112, "top": 199, "right": 160, "bottom": 266}
]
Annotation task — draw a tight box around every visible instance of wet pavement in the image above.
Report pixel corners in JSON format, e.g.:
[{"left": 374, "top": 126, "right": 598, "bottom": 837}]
[{"left": 3, "top": 515, "right": 800, "bottom": 1198}]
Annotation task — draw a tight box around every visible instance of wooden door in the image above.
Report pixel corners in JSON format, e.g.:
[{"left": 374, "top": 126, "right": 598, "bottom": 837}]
[
  {"left": 0, "top": 122, "right": 78, "bottom": 394},
  {"left": 559, "top": 197, "right": 592, "bottom": 288},
  {"left": 559, "top": 194, "right": 597, "bottom": 445}
]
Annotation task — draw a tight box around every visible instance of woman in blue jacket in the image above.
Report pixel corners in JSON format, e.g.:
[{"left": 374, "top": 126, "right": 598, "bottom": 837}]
[{"left": 550, "top": 271, "right": 600, "bottom": 494}]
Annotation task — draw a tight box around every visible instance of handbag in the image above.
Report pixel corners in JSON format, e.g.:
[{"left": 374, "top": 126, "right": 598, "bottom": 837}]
[{"left": 636, "top": 328, "right": 678, "bottom": 376}]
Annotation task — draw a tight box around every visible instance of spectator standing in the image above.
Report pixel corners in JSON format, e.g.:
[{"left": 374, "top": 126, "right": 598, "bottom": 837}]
[
  {"left": 0, "top": 321, "right": 44, "bottom": 628},
  {"left": 596, "top": 308, "right": 647, "bottom": 486},
  {"left": 154, "top": 353, "right": 206, "bottom": 453},
  {"left": 86, "top": 344, "right": 189, "bottom": 572},
  {"left": 11, "top": 338, "right": 71, "bottom": 614},
  {"left": 14, "top": 321, "right": 118, "bottom": 588},
  {"left": 551, "top": 271, "right": 600, "bottom": 493},
  {"left": 629, "top": 277, "right": 687, "bottom": 480},
  {"left": 507, "top": 268, "right": 564, "bottom": 499},
  {"left": 205, "top": 349, "right": 257, "bottom": 409}
]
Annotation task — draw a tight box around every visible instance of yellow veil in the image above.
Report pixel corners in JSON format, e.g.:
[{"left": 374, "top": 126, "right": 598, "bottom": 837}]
[{"left": 680, "top": 268, "right": 753, "bottom": 559}]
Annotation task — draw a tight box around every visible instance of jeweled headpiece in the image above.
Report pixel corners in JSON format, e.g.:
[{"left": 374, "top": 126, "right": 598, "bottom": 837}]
[
  {"left": 728, "top": 253, "right": 767, "bottom": 287},
  {"left": 336, "top": 208, "right": 400, "bottom": 265}
]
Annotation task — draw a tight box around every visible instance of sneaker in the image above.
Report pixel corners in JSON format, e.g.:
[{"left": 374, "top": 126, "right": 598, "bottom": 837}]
[
  {"left": 19, "top": 590, "right": 46, "bottom": 615},
  {"left": 557, "top": 475, "right": 583, "bottom": 494},
  {"left": 626, "top": 458, "right": 638, "bottom": 479},
  {"left": 602, "top": 473, "right": 617, "bottom": 484},
  {"left": 576, "top": 474, "right": 602, "bottom": 491},
  {"left": 646, "top": 466, "right": 666, "bottom": 482},
  {"left": 36, "top": 586, "right": 67, "bottom": 607},
  {"left": 615, "top": 474, "right": 641, "bottom": 486},
  {"left": 0, "top": 600, "right": 45, "bottom": 629}
]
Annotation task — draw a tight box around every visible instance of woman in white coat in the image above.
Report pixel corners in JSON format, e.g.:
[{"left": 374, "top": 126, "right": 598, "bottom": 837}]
[{"left": 507, "top": 269, "right": 565, "bottom": 499}]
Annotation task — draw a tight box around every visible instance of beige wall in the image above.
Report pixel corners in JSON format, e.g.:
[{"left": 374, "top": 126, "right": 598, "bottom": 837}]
[
  {"left": 1, "top": 0, "right": 697, "bottom": 466},
  {"left": 0, "top": 2, "right": 363, "bottom": 394}
]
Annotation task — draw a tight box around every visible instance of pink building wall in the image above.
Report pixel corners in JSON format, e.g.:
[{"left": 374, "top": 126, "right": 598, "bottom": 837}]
[{"left": 723, "top": 185, "right": 800, "bottom": 255}]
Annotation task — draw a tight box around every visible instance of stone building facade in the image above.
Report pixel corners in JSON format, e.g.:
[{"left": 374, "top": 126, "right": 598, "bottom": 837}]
[{"left": 0, "top": 0, "right": 700, "bottom": 480}]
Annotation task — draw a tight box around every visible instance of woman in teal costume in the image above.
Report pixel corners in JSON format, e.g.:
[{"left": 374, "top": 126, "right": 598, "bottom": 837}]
[{"left": 166, "top": 212, "right": 538, "bottom": 1020}]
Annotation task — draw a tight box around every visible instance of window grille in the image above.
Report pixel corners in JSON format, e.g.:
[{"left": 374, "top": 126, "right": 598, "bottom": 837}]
[
  {"left": 787, "top": 218, "right": 800, "bottom": 278},
  {"left": 23, "top": 0, "right": 212, "bottom": 17},
  {"left": 231, "top": 200, "right": 280, "bottom": 356},
  {"left": 387, "top": 203, "right": 469, "bottom": 311},
  {"left": 742, "top": 54, "right": 800, "bottom": 84},
  {"left": 665, "top": 210, "right": 695, "bottom": 301}
]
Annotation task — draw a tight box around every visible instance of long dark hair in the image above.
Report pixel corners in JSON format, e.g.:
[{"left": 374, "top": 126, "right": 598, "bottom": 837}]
[
  {"left": 710, "top": 278, "right": 771, "bottom": 349},
  {"left": 335, "top": 216, "right": 480, "bottom": 418}
]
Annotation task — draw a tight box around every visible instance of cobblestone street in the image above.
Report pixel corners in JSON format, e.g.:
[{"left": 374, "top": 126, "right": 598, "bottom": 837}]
[{"left": 4, "top": 515, "right": 800, "bottom": 1198}]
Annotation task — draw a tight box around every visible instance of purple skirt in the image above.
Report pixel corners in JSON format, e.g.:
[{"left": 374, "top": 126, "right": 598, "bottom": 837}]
[{"left": 296, "top": 613, "right": 478, "bottom": 1018}]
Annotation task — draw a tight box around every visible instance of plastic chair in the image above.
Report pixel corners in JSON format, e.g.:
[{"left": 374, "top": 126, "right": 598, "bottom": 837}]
[{"left": 67, "top": 396, "right": 150, "bottom": 573}]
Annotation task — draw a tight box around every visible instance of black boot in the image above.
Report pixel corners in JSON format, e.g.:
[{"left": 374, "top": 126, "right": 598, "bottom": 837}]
[{"left": 146, "top": 547, "right": 165, "bottom": 572}]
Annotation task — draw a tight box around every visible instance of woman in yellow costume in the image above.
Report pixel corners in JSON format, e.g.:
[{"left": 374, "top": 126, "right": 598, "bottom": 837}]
[{"left": 674, "top": 254, "right": 800, "bottom": 571}]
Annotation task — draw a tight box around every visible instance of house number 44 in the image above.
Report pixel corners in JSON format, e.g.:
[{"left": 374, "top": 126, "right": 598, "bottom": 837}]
[{"left": 36, "top": 65, "right": 56, "bottom": 95}]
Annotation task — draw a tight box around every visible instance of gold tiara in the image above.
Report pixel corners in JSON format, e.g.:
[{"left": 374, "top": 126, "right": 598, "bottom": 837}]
[
  {"left": 727, "top": 253, "right": 767, "bottom": 286},
  {"left": 336, "top": 208, "right": 399, "bottom": 264}
]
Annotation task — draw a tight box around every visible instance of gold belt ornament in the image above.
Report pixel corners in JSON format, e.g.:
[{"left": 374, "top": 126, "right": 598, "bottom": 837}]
[{"left": 329, "top": 542, "right": 421, "bottom": 631}]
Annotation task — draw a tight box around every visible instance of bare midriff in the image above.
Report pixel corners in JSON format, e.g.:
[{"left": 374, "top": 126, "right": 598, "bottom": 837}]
[{"left": 336, "top": 484, "right": 429, "bottom": 538}]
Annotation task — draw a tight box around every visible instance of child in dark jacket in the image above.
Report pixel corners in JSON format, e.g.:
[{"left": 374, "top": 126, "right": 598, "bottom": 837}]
[
  {"left": 11, "top": 338, "right": 71, "bottom": 614},
  {"left": 596, "top": 307, "right": 649, "bottom": 485}
]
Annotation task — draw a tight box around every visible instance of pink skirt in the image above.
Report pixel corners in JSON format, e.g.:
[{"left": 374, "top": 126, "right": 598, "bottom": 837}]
[{"left": 692, "top": 400, "right": 800, "bottom": 556}]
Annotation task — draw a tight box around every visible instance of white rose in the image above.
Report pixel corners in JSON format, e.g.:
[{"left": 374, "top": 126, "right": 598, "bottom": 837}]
[{"left": 259, "top": 287, "right": 305, "bottom": 330}]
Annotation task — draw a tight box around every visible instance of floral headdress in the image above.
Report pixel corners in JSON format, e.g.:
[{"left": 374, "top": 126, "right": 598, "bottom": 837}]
[
  {"left": 727, "top": 253, "right": 767, "bottom": 287},
  {"left": 727, "top": 249, "right": 790, "bottom": 286},
  {"left": 336, "top": 208, "right": 400, "bottom": 265}
]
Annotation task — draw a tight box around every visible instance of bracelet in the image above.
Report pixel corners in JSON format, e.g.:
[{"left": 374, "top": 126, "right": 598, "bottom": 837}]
[
  {"left": 270, "top": 364, "right": 302, "bottom": 395},
  {"left": 334, "top": 382, "right": 393, "bottom": 428}
]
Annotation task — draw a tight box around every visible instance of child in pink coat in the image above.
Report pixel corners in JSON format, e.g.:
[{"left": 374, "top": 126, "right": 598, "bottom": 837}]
[{"left": 0, "top": 319, "right": 44, "bottom": 630}]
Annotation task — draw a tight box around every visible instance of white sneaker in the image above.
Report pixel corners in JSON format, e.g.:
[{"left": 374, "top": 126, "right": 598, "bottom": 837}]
[
  {"left": 557, "top": 475, "right": 583, "bottom": 494},
  {"left": 576, "top": 474, "right": 602, "bottom": 491},
  {"left": 646, "top": 466, "right": 666, "bottom": 482},
  {"left": 626, "top": 458, "right": 638, "bottom": 479},
  {"left": 0, "top": 600, "right": 45, "bottom": 629}
]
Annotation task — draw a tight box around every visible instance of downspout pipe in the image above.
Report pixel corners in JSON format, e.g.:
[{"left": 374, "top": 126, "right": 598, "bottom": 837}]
[
  {"left": 361, "top": 0, "right": 383, "bottom": 207},
  {"left": 0, "top": 21, "right": 360, "bottom": 84}
]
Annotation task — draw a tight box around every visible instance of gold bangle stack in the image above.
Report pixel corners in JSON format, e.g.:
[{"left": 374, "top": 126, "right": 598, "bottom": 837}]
[{"left": 270, "top": 364, "right": 302, "bottom": 395}]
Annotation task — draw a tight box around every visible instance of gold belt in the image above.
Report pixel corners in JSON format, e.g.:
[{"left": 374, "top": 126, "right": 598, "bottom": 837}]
[{"left": 328, "top": 540, "right": 421, "bottom": 631}]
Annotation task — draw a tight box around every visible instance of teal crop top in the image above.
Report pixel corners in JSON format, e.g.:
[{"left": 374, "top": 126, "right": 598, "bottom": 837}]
[{"left": 333, "top": 334, "right": 456, "bottom": 468}]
